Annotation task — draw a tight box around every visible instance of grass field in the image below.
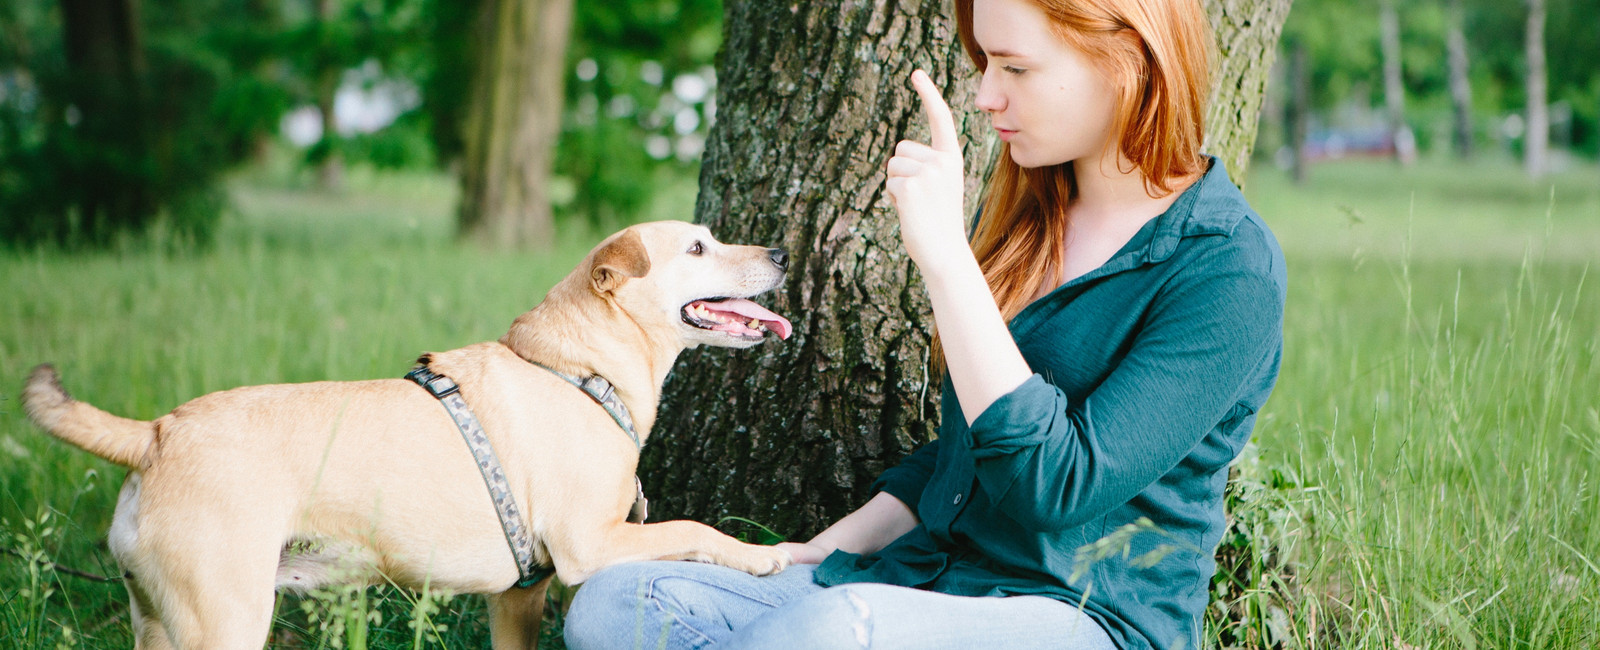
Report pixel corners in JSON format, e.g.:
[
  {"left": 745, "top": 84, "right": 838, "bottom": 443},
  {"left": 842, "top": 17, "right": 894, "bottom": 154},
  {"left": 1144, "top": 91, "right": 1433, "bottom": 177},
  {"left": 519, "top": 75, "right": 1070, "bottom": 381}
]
[{"left": 2, "top": 153, "right": 1597, "bottom": 648}]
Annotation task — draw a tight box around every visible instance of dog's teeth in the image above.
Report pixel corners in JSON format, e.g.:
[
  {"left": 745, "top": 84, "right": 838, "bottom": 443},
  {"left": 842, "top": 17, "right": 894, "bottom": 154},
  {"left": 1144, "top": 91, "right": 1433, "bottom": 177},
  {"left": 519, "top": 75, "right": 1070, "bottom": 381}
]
[{"left": 748, "top": 319, "right": 761, "bottom": 329}]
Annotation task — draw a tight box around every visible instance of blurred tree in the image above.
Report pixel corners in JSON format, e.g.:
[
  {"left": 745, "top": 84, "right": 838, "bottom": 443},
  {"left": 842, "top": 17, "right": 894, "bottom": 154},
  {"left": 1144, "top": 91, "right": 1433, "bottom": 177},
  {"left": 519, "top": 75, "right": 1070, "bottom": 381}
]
[
  {"left": 312, "top": 0, "right": 345, "bottom": 190},
  {"left": 1286, "top": 37, "right": 1311, "bottom": 183},
  {"left": 1, "top": 0, "right": 239, "bottom": 246},
  {"left": 1379, "top": 0, "right": 1418, "bottom": 164},
  {"left": 643, "top": 0, "right": 1294, "bottom": 542},
  {"left": 1274, "top": 0, "right": 1598, "bottom": 163},
  {"left": 1446, "top": 0, "right": 1473, "bottom": 157},
  {"left": 1524, "top": 0, "right": 1548, "bottom": 177},
  {"left": 456, "top": 0, "right": 572, "bottom": 248},
  {"left": 0, "top": 0, "right": 434, "bottom": 246},
  {"left": 54, "top": 0, "right": 154, "bottom": 237}
]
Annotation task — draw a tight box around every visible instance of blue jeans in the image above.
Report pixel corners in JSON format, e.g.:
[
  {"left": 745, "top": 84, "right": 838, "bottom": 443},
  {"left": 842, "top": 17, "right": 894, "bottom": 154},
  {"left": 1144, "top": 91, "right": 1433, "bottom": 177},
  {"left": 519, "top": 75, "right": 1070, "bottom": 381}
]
[{"left": 562, "top": 561, "right": 1119, "bottom": 650}]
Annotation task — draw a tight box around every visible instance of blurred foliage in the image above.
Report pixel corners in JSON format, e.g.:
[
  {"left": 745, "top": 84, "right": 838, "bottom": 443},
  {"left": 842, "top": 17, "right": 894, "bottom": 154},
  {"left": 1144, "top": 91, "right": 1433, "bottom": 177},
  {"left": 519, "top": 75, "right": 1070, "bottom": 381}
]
[
  {"left": 1, "top": 0, "right": 718, "bottom": 247},
  {"left": 554, "top": 0, "right": 721, "bottom": 226},
  {"left": 1279, "top": 0, "right": 1600, "bottom": 157}
]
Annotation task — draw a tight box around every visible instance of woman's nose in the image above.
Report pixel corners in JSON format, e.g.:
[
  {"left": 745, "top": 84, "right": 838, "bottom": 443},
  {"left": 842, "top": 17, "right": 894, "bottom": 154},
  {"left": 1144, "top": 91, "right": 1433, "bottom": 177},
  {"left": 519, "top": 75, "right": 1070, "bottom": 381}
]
[{"left": 974, "top": 67, "right": 1005, "bottom": 113}]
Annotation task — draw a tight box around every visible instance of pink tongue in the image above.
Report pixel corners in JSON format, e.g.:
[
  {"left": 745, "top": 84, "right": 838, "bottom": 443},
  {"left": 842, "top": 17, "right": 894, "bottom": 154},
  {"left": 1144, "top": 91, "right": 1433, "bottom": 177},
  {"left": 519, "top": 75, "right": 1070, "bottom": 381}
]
[{"left": 700, "top": 298, "right": 793, "bottom": 340}]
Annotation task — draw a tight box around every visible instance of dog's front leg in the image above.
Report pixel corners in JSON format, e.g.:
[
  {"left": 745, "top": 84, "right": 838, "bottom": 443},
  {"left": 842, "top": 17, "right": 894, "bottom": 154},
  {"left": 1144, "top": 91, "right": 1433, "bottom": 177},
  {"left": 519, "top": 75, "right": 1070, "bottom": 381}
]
[
  {"left": 554, "top": 520, "right": 792, "bottom": 585},
  {"left": 486, "top": 577, "right": 552, "bottom": 650}
]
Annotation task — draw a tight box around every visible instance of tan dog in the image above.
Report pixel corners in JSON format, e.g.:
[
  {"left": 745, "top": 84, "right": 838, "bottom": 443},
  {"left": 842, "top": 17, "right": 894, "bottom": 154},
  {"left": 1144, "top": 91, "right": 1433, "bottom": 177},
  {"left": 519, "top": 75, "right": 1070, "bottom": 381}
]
[{"left": 22, "top": 221, "right": 797, "bottom": 649}]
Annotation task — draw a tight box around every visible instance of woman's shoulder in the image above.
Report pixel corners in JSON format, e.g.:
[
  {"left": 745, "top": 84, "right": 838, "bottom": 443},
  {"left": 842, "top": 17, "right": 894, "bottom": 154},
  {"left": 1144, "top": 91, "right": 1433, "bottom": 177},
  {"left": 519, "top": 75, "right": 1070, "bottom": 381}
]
[{"left": 1170, "top": 166, "right": 1285, "bottom": 289}]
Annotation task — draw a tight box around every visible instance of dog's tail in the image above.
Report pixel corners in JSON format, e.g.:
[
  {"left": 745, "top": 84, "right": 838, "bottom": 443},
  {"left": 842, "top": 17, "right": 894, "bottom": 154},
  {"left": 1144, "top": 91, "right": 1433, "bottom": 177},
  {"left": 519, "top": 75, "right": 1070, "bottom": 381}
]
[{"left": 22, "top": 364, "right": 154, "bottom": 468}]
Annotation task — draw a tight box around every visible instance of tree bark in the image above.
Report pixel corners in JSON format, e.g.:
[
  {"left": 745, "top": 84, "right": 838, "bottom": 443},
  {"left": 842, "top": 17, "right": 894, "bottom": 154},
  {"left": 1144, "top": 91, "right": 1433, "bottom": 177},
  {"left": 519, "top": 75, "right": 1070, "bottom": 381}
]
[
  {"left": 1204, "top": 0, "right": 1295, "bottom": 184},
  {"left": 1379, "top": 0, "right": 1417, "bottom": 165},
  {"left": 1446, "top": 0, "right": 1474, "bottom": 159},
  {"left": 457, "top": 0, "right": 572, "bottom": 249},
  {"left": 1524, "top": 0, "right": 1548, "bottom": 177},
  {"left": 644, "top": 0, "right": 1295, "bottom": 541}
]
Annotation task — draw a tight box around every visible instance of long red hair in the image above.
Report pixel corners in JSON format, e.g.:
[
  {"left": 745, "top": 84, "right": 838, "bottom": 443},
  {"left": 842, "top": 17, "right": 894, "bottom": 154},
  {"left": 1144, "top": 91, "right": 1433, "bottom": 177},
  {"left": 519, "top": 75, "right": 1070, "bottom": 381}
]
[{"left": 953, "top": 0, "right": 1213, "bottom": 326}]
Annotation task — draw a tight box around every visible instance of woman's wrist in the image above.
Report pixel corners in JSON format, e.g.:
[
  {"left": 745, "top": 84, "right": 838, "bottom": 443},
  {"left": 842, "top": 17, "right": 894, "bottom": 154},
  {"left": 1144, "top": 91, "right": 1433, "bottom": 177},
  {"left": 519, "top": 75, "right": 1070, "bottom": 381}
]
[{"left": 914, "top": 244, "right": 983, "bottom": 289}]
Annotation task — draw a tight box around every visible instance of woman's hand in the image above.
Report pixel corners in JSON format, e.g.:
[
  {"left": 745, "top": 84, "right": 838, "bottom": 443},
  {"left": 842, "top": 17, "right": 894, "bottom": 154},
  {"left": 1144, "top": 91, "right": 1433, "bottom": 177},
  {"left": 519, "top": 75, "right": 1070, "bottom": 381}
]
[
  {"left": 886, "top": 70, "right": 972, "bottom": 275},
  {"left": 774, "top": 542, "right": 831, "bottom": 564}
]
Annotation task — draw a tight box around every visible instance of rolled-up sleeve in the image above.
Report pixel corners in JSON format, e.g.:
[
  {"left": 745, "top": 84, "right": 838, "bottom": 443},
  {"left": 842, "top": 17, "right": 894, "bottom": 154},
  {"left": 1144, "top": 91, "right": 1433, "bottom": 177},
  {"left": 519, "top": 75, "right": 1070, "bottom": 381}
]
[
  {"left": 966, "top": 246, "right": 1284, "bottom": 531},
  {"left": 871, "top": 437, "right": 941, "bottom": 513}
]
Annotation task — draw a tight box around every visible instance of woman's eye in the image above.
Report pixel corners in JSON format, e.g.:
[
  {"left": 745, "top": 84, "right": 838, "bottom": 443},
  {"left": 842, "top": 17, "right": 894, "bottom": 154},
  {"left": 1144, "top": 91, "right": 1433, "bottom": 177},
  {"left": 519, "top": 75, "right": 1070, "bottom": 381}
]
[
  {"left": 689, "top": 241, "right": 704, "bottom": 255},
  {"left": 1002, "top": 66, "right": 1026, "bottom": 76}
]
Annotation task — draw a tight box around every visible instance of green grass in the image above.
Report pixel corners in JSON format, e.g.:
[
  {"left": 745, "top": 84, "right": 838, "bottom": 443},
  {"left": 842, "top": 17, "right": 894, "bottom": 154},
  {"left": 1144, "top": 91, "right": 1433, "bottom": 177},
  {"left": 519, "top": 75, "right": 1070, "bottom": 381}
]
[
  {"left": 1, "top": 153, "right": 1597, "bottom": 648},
  {"left": 1239, "top": 155, "right": 1600, "bottom": 648}
]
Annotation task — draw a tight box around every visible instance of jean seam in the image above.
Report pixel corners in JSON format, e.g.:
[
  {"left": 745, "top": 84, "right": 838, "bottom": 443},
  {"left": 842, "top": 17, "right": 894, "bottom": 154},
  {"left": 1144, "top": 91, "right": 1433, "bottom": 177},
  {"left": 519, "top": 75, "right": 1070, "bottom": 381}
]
[
  {"left": 641, "top": 574, "right": 715, "bottom": 648},
  {"left": 644, "top": 569, "right": 804, "bottom": 648}
]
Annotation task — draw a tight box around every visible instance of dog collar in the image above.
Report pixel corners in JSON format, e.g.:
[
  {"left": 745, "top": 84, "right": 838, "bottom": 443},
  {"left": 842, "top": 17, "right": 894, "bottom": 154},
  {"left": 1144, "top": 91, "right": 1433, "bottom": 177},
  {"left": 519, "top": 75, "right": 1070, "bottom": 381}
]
[{"left": 526, "top": 362, "right": 641, "bottom": 451}]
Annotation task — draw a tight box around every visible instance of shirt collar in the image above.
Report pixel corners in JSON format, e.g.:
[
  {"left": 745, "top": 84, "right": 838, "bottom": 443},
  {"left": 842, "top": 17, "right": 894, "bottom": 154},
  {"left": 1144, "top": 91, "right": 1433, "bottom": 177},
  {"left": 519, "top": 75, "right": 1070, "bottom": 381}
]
[{"left": 1143, "top": 156, "right": 1251, "bottom": 263}]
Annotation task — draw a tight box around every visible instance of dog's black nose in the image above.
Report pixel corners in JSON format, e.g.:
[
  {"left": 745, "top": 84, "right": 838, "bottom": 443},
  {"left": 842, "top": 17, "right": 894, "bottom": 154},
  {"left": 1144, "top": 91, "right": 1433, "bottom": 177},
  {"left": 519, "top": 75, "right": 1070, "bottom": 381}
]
[{"left": 768, "top": 248, "right": 788, "bottom": 269}]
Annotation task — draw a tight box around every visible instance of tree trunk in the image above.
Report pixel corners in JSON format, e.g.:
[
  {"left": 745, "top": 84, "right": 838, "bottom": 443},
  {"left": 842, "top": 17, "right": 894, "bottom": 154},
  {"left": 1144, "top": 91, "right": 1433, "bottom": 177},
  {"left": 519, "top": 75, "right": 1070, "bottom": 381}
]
[
  {"left": 1446, "top": 0, "right": 1474, "bottom": 159},
  {"left": 1204, "top": 0, "right": 1295, "bottom": 184},
  {"left": 314, "top": 0, "right": 344, "bottom": 191},
  {"left": 1524, "top": 0, "right": 1548, "bottom": 178},
  {"left": 1379, "top": 0, "right": 1417, "bottom": 165},
  {"left": 56, "top": 0, "right": 150, "bottom": 241},
  {"left": 457, "top": 0, "right": 571, "bottom": 249},
  {"left": 644, "top": 0, "right": 1295, "bottom": 542},
  {"left": 1287, "top": 38, "right": 1311, "bottom": 185}
]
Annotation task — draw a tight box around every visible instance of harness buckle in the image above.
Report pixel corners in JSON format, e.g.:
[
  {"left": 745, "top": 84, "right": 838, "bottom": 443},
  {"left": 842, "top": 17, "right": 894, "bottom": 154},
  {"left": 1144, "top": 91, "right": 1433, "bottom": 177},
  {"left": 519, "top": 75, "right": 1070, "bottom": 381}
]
[
  {"left": 425, "top": 375, "right": 459, "bottom": 397},
  {"left": 406, "top": 366, "right": 460, "bottom": 398}
]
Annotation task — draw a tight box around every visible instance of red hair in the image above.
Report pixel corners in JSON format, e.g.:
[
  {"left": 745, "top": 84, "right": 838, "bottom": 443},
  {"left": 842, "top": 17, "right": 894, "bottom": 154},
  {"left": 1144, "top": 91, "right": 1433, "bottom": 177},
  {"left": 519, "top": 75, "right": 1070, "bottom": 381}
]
[{"left": 954, "top": 0, "right": 1213, "bottom": 326}]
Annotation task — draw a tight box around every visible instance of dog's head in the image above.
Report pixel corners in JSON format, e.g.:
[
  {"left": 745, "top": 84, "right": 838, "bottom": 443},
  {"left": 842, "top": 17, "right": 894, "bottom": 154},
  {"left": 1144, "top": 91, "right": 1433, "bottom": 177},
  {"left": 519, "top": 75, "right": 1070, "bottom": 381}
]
[{"left": 585, "top": 221, "right": 792, "bottom": 350}]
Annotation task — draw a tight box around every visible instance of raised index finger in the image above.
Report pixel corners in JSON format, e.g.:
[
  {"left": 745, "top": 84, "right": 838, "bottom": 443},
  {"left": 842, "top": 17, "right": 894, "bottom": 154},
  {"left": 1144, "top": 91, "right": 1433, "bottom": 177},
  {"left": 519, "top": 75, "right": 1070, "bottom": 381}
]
[{"left": 911, "top": 69, "right": 959, "bottom": 154}]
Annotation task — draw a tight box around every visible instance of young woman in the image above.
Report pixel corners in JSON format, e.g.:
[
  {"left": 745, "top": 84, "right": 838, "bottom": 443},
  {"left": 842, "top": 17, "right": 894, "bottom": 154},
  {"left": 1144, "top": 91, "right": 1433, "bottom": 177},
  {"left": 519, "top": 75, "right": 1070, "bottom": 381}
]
[{"left": 564, "top": 0, "right": 1285, "bottom": 647}]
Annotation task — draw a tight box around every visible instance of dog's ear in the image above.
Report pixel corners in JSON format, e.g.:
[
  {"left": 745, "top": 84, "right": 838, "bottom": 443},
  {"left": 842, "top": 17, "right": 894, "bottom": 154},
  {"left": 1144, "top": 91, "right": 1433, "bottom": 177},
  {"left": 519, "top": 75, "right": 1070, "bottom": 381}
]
[{"left": 591, "top": 230, "right": 651, "bottom": 294}]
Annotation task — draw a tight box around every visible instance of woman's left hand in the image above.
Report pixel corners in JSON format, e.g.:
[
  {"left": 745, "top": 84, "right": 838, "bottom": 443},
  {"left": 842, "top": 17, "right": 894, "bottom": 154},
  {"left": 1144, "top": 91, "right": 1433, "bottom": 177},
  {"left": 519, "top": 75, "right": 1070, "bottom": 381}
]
[{"left": 886, "top": 70, "right": 972, "bottom": 276}]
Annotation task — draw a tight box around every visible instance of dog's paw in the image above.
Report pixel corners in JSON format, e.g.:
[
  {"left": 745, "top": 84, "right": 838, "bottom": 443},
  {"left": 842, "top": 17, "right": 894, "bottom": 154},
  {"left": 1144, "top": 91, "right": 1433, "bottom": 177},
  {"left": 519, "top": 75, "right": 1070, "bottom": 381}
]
[{"left": 721, "top": 543, "right": 793, "bottom": 577}]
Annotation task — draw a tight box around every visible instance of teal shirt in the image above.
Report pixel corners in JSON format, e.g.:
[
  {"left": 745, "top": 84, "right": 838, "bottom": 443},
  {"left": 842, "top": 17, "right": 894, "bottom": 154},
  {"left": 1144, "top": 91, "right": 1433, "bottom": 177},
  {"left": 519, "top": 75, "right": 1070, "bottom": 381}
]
[{"left": 815, "top": 159, "right": 1286, "bottom": 650}]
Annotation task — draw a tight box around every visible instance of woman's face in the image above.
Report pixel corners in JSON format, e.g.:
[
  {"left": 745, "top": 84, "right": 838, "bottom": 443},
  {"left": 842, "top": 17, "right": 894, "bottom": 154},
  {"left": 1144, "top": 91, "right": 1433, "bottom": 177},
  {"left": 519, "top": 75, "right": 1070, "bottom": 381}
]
[{"left": 972, "top": 0, "right": 1120, "bottom": 169}]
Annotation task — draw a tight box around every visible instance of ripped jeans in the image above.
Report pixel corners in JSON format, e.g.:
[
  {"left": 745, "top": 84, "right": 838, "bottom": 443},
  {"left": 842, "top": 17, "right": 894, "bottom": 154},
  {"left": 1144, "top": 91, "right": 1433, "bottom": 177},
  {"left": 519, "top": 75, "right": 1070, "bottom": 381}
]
[{"left": 561, "top": 561, "right": 1119, "bottom": 650}]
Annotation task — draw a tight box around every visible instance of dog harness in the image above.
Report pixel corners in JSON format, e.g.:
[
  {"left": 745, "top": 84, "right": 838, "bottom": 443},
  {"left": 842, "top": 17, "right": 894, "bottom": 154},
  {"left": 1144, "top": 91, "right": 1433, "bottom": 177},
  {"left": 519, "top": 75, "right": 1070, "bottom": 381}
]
[{"left": 405, "top": 363, "right": 648, "bottom": 588}]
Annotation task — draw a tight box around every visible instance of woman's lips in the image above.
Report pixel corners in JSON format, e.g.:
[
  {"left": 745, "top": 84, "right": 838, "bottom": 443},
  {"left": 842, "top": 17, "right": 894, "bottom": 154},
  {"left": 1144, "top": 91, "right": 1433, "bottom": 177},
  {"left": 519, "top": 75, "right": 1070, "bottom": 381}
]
[{"left": 997, "top": 128, "right": 1017, "bottom": 142}]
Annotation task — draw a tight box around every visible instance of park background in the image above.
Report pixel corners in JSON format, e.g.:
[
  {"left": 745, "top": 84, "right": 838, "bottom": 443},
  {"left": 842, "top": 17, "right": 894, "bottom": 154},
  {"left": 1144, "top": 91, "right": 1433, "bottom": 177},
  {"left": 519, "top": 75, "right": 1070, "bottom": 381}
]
[{"left": 2, "top": 0, "right": 1597, "bottom": 647}]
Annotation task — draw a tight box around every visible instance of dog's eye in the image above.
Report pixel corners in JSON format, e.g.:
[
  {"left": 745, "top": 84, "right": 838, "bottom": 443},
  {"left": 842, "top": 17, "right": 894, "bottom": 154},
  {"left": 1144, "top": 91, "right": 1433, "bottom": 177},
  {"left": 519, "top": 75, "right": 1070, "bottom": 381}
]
[{"left": 688, "top": 241, "right": 704, "bottom": 256}]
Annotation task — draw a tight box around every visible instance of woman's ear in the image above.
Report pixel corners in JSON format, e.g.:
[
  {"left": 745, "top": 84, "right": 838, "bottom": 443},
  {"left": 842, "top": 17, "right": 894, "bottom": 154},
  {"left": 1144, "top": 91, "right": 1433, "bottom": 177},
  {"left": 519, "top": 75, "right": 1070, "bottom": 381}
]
[{"left": 591, "top": 229, "right": 652, "bottom": 294}]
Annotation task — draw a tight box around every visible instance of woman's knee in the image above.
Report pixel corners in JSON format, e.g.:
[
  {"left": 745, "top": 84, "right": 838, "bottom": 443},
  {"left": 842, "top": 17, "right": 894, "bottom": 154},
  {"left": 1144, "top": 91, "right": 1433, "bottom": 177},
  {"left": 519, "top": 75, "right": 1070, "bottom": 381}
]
[
  {"left": 563, "top": 563, "right": 660, "bottom": 649},
  {"left": 734, "top": 586, "right": 876, "bottom": 650}
]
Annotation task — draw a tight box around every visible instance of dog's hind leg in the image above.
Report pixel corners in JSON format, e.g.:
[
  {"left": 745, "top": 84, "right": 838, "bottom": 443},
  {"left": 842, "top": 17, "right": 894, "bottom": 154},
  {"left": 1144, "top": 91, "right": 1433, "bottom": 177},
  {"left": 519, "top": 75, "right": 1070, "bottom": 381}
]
[
  {"left": 125, "top": 496, "right": 288, "bottom": 649},
  {"left": 124, "top": 573, "right": 176, "bottom": 650},
  {"left": 487, "top": 577, "right": 552, "bottom": 650},
  {"left": 124, "top": 540, "right": 280, "bottom": 649}
]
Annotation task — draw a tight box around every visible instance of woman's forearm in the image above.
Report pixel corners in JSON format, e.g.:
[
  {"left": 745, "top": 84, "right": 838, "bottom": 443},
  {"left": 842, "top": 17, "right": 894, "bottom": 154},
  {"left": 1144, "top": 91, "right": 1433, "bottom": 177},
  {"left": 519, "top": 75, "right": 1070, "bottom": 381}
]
[
  {"left": 923, "top": 254, "right": 1034, "bottom": 425},
  {"left": 806, "top": 492, "right": 920, "bottom": 556}
]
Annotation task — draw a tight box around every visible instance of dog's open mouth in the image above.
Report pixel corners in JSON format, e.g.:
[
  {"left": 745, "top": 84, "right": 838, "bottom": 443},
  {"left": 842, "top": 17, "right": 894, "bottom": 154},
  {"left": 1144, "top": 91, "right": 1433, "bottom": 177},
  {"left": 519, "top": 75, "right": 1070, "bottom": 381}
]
[{"left": 681, "top": 298, "right": 793, "bottom": 341}]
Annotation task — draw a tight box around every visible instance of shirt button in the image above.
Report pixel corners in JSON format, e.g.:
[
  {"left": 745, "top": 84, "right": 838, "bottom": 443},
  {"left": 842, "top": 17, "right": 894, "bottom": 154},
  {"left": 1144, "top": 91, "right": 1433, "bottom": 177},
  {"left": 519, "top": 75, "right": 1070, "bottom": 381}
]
[{"left": 952, "top": 493, "right": 963, "bottom": 505}]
